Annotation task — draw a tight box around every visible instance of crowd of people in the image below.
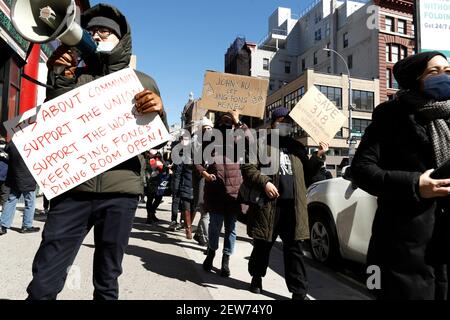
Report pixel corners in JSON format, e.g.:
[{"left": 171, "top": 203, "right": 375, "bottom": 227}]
[{"left": 0, "top": 2, "right": 449, "bottom": 301}]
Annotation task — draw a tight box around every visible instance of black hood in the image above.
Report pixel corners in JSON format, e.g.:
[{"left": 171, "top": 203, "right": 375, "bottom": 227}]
[{"left": 81, "top": 3, "right": 132, "bottom": 73}]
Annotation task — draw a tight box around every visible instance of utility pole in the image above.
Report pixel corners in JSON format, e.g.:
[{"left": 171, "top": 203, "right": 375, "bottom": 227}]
[{"left": 323, "top": 48, "right": 355, "bottom": 164}]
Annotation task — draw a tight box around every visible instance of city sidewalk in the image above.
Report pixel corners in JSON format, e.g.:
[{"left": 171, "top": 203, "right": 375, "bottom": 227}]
[
  {"left": 0, "top": 196, "right": 371, "bottom": 300},
  {"left": 0, "top": 196, "right": 292, "bottom": 300}
]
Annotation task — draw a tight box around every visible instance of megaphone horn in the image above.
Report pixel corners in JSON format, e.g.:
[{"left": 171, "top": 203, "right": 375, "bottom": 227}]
[{"left": 11, "top": 0, "right": 97, "bottom": 57}]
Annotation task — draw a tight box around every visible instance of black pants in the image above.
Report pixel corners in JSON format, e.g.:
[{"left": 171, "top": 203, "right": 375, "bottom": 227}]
[
  {"left": 43, "top": 195, "right": 50, "bottom": 211},
  {"left": 248, "top": 200, "right": 308, "bottom": 295},
  {"left": 27, "top": 193, "right": 138, "bottom": 300},
  {"left": 171, "top": 195, "right": 190, "bottom": 222},
  {"left": 146, "top": 193, "right": 163, "bottom": 216}
]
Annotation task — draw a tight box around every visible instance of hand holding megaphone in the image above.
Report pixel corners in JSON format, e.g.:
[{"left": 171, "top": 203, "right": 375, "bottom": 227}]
[{"left": 47, "top": 45, "right": 78, "bottom": 78}]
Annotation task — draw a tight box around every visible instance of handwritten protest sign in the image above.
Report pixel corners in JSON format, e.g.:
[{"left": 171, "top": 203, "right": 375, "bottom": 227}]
[
  {"left": 198, "top": 71, "right": 269, "bottom": 119},
  {"left": 289, "top": 86, "right": 347, "bottom": 145},
  {"left": 3, "top": 68, "right": 171, "bottom": 200}
]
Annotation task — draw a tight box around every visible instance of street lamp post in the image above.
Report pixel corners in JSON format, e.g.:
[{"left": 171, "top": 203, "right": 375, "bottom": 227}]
[{"left": 323, "top": 48, "right": 355, "bottom": 165}]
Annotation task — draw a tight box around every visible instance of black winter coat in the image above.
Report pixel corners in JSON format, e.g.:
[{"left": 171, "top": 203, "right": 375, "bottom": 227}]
[
  {"left": 5, "top": 143, "right": 36, "bottom": 192},
  {"left": 45, "top": 4, "right": 168, "bottom": 196},
  {"left": 351, "top": 98, "right": 450, "bottom": 300},
  {"left": 172, "top": 162, "right": 194, "bottom": 201}
]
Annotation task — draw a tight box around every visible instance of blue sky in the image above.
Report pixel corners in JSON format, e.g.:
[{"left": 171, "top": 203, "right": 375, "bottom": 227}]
[{"left": 91, "top": 0, "right": 316, "bottom": 126}]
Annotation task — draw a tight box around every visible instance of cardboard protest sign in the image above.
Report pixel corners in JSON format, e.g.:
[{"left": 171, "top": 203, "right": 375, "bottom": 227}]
[
  {"left": 198, "top": 71, "right": 269, "bottom": 119},
  {"left": 289, "top": 86, "right": 347, "bottom": 145},
  {"left": 4, "top": 68, "right": 171, "bottom": 200}
]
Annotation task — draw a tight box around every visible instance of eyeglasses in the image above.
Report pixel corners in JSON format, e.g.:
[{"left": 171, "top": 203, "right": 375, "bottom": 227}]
[{"left": 88, "top": 27, "right": 113, "bottom": 39}]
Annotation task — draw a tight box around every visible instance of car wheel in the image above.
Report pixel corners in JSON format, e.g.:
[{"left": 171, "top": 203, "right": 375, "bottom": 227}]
[{"left": 309, "top": 212, "right": 340, "bottom": 265}]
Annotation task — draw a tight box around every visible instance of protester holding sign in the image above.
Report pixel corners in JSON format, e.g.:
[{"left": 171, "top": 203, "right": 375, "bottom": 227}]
[
  {"left": 241, "top": 107, "right": 328, "bottom": 300},
  {"left": 26, "top": 3, "right": 167, "bottom": 300}
]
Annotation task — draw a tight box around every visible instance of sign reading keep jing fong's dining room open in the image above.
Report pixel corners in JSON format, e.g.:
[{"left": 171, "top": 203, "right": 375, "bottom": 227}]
[{"left": 3, "top": 68, "right": 171, "bottom": 200}]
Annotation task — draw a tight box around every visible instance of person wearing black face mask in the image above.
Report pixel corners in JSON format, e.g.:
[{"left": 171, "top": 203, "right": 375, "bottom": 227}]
[
  {"left": 351, "top": 51, "right": 450, "bottom": 300},
  {"left": 200, "top": 111, "right": 248, "bottom": 278},
  {"left": 241, "top": 107, "right": 328, "bottom": 300}
]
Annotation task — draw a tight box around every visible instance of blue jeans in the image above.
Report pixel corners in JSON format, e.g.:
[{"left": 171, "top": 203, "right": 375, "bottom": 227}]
[
  {"left": 208, "top": 213, "right": 237, "bottom": 256},
  {"left": 0, "top": 189, "right": 36, "bottom": 229}
]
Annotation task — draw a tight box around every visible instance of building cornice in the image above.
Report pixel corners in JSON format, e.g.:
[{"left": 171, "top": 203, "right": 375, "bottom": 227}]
[{"left": 374, "top": 0, "right": 414, "bottom": 11}]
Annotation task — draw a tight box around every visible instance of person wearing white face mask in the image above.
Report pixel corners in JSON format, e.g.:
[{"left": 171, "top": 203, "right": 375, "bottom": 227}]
[
  {"left": 242, "top": 107, "right": 329, "bottom": 300},
  {"left": 27, "top": 4, "right": 168, "bottom": 300}
]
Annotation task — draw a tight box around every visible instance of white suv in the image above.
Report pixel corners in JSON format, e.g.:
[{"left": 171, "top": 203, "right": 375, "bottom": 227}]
[{"left": 306, "top": 168, "right": 377, "bottom": 265}]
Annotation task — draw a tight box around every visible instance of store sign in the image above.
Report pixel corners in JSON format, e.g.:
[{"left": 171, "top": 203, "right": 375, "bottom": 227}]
[
  {"left": 417, "top": 0, "right": 450, "bottom": 59},
  {"left": 0, "top": 9, "right": 30, "bottom": 58}
]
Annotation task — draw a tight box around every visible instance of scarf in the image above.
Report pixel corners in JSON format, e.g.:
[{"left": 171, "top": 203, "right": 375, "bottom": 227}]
[{"left": 399, "top": 91, "right": 450, "bottom": 167}]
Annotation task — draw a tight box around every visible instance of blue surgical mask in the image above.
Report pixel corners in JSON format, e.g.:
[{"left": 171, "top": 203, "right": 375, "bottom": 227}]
[{"left": 423, "top": 73, "right": 450, "bottom": 101}]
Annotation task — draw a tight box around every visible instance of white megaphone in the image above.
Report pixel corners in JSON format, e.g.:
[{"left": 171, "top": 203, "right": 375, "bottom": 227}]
[{"left": 11, "top": 0, "right": 97, "bottom": 57}]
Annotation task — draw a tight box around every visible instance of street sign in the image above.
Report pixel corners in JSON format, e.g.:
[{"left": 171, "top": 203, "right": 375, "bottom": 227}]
[{"left": 416, "top": 0, "right": 450, "bottom": 60}]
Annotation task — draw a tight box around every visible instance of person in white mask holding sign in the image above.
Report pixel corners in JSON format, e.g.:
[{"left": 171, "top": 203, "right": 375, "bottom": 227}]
[{"left": 26, "top": 3, "right": 168, "bottom": 301}]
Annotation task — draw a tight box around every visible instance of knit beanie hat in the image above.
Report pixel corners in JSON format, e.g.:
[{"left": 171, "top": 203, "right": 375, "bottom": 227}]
[{"left": 86, "top": 16, "right": 122, "bottom": 38}]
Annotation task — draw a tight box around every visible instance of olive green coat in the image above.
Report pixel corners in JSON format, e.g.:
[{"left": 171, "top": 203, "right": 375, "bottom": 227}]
[{"left": 241, "top": 136, "right": 324, "bottom": 241}]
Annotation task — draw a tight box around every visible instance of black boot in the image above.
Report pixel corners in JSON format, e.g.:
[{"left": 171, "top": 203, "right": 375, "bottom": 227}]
[
  {"left": 203, "top": 249, "right": 216, "bottom": 272},
  {"left": 250, "top": 277, "right": 262, "bottom": 294},
  {"left": 221, "top": 254, "right": 230, "bottom": 278}
]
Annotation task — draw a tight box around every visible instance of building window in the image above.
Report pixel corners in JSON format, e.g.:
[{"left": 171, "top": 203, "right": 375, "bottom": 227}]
[
  {"left": 386, "top": 69, "right": 399, "bottom": 89},
  {"left": 348, "top": 55, "right": 353, "bottom": 69},
  {"left": 327, "top": 148, "right": 349, "bottom": 157},
  {"left": 263, "top": 58, "right": 270, "bottom": 71},
  {"left": 267, "top": 99, "right": 283, "bottom": 120},
  {"left": 391, "top": 45, "right": 399, "bottom": 63},
  {"left": 285, "top": 61, "right": 291, "bottom": 74},
  {"left": 326, "top": 43, "right": 331, "bottom": 57},
  {"left": 386, "top": 69, "right": 392, "bottom": 88},
  {"left": 317, "top": 85, "right": 342, "bottom": 109},
  {"left": 315, "top": 11, "right": 322, "bottom": 24},
  {"left": 327, "top": 66, "right": 331, "bottom": 73},
  {"left": 352, "top": 90, "right": 375, "bottom": 112},
  {"left": 385, "top": 16, "right": 394, "bottom": 32},
  {"left": 269, "top": 79, "right": 275, "bottom": 91},
  {"left": 315, "top": 29, "right": 322, "bottom": 41},
  {"left": 352, "top": 118, "right": 372, "bottom": 138},
  {"left": 302, "top": 58, "right": 306, "bottom": 72},
  {"left": 343, "top": 32, "right": 349, "bottom": 48},
  {"left": 314, "top": 51, "right": 318, "bottom": 65},
  {"left": 401, "top": 46, "right": 407, "bottom": 60},
  {"left": 398, "top": 19, "right": 406, "bottom": 34},
  {"left": 284, "top": 87, "right": 305, "bottom": 110},
  {"left": 325, "top": 22, "right": 330, "bottom": 37},
  {"left": 411, "top": 24, "right": 415, "bottom": 36},
  {"left": 7, "top": 59, "right": 21, "bottom": 122},
  {"left": 386, "top": 44, "right": 407, "bottom": 63}
]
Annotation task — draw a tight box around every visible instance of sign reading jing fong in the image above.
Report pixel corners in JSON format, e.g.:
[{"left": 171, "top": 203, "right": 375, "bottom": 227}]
[
  {"left": 3, "top": 68, "right": 171, "bottom": 200},
  {"left": 198, "top": 71, "right": 269, "bottom": 119}
]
